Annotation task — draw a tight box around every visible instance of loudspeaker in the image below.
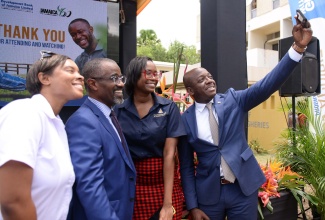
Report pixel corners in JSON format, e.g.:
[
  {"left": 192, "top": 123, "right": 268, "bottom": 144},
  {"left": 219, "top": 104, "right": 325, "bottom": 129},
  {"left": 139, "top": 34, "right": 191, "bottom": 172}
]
[{"left": 279, "top": 36, "right": 320, "bottom": 97}]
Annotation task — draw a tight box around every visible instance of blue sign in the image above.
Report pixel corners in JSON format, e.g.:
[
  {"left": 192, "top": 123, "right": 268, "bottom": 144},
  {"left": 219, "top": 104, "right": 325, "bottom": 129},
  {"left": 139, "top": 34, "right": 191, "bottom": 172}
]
[{"left": 288, "top": 0, "right": 325, "bottom": 23}]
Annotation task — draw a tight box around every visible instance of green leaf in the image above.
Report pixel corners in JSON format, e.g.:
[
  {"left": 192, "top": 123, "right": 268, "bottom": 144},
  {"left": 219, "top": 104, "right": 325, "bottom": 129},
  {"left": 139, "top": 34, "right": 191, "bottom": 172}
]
[
  {"left": 257, "top": 203, "right": 265, "bottom": 220},
  {"left": 265, "top": 201, "right": 273, "bottom": 213}
]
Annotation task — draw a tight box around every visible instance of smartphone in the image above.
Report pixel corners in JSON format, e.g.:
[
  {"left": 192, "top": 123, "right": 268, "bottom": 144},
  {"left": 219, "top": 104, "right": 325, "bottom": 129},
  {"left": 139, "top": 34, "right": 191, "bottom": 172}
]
[{"left": 296, "top": 9, "right": 308, "bottom": 25}]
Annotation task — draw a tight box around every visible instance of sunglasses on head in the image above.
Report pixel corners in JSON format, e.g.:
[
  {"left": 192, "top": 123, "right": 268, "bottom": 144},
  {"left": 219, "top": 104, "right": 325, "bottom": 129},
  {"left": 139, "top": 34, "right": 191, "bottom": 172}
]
[{"left": 40, "top": 50, "right": 56, "bottom": 60}]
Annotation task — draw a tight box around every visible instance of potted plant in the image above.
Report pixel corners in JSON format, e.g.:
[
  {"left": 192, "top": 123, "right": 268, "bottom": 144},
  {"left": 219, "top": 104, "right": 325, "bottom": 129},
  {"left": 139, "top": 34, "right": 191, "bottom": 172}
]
[
  {"left": 257, "top": 159, "right": 317, "bottom": 219},
  {"left": 275, "top": 97, "right": 324, "bottom": 219}
]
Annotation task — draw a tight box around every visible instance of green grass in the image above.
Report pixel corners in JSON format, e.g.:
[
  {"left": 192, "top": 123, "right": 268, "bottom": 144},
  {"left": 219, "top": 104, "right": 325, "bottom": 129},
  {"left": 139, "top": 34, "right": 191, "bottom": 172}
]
[{"left": 0, "top": 89, "right": 31, "bottom": 102}]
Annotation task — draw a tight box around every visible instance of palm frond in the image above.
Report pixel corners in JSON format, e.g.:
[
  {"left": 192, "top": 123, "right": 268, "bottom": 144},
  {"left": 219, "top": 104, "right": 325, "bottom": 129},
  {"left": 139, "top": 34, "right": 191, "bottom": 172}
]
[{"left": 275, "top": 97, "right": 325, "bottom": 218}]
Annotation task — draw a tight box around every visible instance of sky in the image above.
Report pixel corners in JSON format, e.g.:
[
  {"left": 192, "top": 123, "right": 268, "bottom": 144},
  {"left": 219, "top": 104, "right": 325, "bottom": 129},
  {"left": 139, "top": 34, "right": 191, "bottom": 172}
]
[{"left": 136, "top": 0, "right": 200, "bottom": 49}]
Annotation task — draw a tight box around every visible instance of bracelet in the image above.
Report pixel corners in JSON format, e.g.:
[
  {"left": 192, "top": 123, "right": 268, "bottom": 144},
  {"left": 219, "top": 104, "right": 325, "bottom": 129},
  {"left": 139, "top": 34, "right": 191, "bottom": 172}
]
[
  {"left": 292, "top": 42, "right": 307, "bottom": 54},
  {"left": 172, "top": 205, "right": 176, "bottom": 215}
]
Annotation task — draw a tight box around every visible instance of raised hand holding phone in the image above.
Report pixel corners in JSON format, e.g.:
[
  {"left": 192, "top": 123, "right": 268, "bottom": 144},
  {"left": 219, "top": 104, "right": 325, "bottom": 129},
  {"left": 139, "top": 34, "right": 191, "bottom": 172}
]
[{"left": 292, "top": 9, "right": 313, "bottom": 53}]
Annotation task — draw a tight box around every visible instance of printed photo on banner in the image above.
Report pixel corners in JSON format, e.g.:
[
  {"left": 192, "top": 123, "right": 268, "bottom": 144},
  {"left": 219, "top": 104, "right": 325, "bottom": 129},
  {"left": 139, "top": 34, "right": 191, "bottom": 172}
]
[{"left": 0, "top": 0, "right": 119, "bottom": 102}]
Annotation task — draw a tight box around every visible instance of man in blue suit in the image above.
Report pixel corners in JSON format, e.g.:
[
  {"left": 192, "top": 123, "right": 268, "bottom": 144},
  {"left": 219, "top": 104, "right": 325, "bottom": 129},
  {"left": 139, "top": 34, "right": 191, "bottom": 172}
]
[
  {"left": 65, "top": 58, "right": 136, "bottom": 220},
  {"left": 178, "top": 19, "right": 313, "bottom": 220}
]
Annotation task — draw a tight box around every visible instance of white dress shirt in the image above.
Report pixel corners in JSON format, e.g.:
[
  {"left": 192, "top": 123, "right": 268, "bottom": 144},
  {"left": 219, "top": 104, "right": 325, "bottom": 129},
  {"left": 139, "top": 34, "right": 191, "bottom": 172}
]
[{"left": 195, "top": 101, "right": 225, "bottom": 176}]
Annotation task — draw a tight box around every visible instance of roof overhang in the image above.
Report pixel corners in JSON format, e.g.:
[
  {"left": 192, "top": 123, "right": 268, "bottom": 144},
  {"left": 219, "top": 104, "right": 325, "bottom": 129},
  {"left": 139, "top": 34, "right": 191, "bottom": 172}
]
[{"left": 137, "top": 0, "right": 151, "bottom": 15}]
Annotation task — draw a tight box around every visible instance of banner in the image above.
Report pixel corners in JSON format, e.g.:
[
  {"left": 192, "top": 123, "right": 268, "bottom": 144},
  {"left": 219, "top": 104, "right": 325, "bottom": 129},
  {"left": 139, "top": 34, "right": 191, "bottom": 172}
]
[
  {"left": 288, "top": 0, "right": 325, "bottom": 117},
  {"left": 0, "top": 0, "right": 107, "bottom": 67}
]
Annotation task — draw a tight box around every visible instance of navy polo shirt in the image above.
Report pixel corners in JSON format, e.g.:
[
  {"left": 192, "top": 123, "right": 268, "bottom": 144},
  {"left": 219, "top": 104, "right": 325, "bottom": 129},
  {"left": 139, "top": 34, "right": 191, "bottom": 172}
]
[{"left": 114, "top": 93, "right": 186, "bottom": 160}]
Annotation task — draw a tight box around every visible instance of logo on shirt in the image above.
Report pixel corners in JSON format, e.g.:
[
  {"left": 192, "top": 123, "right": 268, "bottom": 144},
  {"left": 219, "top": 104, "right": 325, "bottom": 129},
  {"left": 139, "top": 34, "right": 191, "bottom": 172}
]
[{"left": 154, "top": 108, "right": 166, "bottom": 117}]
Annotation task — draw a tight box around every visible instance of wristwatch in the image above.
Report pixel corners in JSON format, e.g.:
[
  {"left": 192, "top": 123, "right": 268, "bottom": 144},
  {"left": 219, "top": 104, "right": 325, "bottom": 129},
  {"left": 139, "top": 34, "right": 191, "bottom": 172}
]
[{"left": 292, "top": 42, "right": 307, "bottom": 54}]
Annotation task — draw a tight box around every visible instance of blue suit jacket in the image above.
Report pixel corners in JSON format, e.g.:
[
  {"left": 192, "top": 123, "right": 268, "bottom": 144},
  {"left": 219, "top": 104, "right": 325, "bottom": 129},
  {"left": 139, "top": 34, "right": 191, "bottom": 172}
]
[
  {"left": 178, "top": 53, "right": 299, "bottom": 210},
  {"left": 65, "top": 99, "right": 136, "bottom": 220}
]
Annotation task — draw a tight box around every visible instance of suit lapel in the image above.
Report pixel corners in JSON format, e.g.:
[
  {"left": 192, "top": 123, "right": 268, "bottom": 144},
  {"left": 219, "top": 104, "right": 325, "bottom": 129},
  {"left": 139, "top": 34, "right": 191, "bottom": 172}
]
[
  {"left": 185, "top": 103, "right": 218, "bottom": 145},
  {"left": 184, "top": 104, "right": 199, "bottom": 140},
  {"left": 84, "top": 100, "right": 135, "bottom": 172}
]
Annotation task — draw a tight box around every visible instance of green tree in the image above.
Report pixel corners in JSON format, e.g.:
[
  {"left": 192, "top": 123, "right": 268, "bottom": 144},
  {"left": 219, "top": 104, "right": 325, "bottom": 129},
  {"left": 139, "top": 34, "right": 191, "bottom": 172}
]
[
  {"left": 182, "top": 45, "right": 200, "bottom": 64},
  {"left": 136, "top": 29, "right": 200, "bottom": 64},
  {"left": 137, "top": 43, "right": 166, "bottom": 61},
  {"left": 137, "top": 29, "right": 166, "bottom": 61},
  {"left": 166, "top": 40, "right": 200, "bottom": 64},
  {"left": 137, "top": 29, "right": 161, "bottom": 46}
]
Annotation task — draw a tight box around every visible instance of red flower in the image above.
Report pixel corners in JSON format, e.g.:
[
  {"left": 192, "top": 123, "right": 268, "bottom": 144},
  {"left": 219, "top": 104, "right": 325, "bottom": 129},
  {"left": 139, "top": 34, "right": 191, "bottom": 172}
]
[{"left": 258, "top": 160, "right": 303, "bottom": 210}]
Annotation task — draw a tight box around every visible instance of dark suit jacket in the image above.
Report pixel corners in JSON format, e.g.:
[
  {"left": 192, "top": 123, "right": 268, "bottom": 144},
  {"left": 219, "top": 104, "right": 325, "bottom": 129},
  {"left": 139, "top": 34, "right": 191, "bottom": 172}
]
[
  {"left": 178, "top": 53, "right": 299, "bottom": 210},
  {"left": 65, "top": 99, "right": 136, "bottom": 220}
]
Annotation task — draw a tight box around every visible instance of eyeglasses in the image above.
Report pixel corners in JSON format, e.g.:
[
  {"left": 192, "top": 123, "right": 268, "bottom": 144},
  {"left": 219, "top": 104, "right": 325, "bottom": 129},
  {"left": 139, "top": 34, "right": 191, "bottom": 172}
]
[
  {"left": 40, "top": 50, "right": 56, "bottom": 60},
  {"left": 143, "top": 69, "right": 162, "bottom": 80},
  {"left": 91, "top": 75, "right": 127, "bottom": 84}
]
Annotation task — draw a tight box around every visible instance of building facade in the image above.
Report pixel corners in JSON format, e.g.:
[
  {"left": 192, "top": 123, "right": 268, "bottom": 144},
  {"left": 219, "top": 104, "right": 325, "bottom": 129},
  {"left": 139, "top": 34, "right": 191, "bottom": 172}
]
[{"left": 246, "top": 0, "right": 293, "bottom": 151}]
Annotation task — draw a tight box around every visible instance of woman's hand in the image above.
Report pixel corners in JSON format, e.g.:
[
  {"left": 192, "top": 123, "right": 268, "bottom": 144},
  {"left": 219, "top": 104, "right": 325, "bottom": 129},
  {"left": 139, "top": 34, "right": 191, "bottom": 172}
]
[{"left": 159, "top": 204, "right": 175, "bottom": 220}]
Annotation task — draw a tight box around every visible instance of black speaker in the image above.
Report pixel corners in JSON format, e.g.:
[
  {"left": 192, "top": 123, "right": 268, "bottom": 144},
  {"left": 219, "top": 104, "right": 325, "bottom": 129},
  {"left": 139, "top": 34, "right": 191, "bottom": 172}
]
[{"left": 279, "top": 36, "right": 320, "bottom": 97}]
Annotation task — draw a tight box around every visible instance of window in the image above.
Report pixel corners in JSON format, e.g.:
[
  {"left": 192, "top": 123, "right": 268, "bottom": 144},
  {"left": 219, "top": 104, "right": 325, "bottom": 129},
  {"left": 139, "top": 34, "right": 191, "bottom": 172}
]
[
  {"left": 267, "top": 32, "right": 280, "bottom": 41},
  {"left": 272, "top": 43, "right": 278, "bottom": 51},
  {"left": 251, "top": 0, "right": 257, "bottom": 18},
  {"left": 273, "top": 0, "right": 280, "bottom": 9},
  {"left": 252, "top": 0, "right": 257, "bottom": 9},
  {"left": 251, "top": 9, "right": 257, "bottom": 18}
]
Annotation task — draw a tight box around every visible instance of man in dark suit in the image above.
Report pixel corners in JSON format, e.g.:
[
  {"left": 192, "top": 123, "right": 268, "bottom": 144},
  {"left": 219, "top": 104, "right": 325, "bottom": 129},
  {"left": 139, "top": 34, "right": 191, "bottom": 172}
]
[
  {"left": 178, "top": 19, "right": 313, "bottom": 220},
  {"left": 65, "top": 58, "right": 136, "bottom": 220}
]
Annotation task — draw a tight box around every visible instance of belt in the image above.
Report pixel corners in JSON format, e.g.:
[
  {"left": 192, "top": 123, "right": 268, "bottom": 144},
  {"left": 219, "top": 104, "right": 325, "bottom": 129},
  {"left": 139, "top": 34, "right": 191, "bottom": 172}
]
[{"left": 220, "top": 176, "right": 233, "bottom": 185}]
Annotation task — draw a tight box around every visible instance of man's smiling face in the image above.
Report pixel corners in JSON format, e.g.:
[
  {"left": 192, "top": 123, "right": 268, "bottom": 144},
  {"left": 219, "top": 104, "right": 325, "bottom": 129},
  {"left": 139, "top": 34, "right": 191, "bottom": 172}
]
[
  {"left": 186, "top": 68, "right": 217, "bottom": 103},
  {"left": 68, "top": 21, "right": 94, "bottom": 51}
]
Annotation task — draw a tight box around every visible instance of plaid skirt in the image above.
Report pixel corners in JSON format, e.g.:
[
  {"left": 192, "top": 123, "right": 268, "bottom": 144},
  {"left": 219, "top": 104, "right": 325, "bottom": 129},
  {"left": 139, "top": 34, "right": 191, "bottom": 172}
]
[{"left": 132, "top": 157, "right": 184, "bottom": 220}]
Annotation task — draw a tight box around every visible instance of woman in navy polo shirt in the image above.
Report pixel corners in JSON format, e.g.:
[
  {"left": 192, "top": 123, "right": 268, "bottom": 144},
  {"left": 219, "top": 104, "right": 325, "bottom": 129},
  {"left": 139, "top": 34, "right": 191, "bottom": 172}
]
[{"left": 114, "top": 56, "right": 186, "bottom": 220}]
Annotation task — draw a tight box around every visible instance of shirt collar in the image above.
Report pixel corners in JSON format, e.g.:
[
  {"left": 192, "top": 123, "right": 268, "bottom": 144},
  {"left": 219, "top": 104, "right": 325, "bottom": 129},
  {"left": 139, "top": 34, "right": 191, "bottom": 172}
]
[
  {"left": 94, "top": 42, "right": 104, "bottom": 51},
  {"left": 117, "top": 92, "right": 169, "bottom": 109},
  {"left": 88, "top": 96, "right": 112, "bottom": 118},
  {"left": 195, "top": 100, "right": 214, "bottom": 113},
  {"left": 32, "top": 94, "right": 58, "bottom": 119},
  {"left": 81, "top": 42, "right": 104, "bottom": 55}
]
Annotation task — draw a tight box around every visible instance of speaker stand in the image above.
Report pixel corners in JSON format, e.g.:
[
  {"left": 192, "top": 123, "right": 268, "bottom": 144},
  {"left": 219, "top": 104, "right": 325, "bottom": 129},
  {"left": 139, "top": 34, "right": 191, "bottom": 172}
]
[
  {"left": 292, "top": 96, "right": 297, "bottom": 147},
  {"left": 292, "top": 96, "right": 296, "bottom": 130}
]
